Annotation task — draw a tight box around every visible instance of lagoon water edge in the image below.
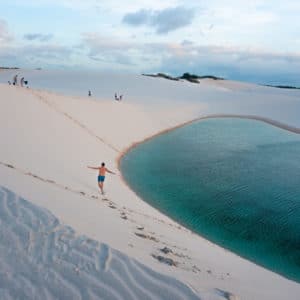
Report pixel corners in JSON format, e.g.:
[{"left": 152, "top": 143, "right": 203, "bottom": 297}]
[{"left": 120, "top": 118, "right": 300, "bottom": 282}]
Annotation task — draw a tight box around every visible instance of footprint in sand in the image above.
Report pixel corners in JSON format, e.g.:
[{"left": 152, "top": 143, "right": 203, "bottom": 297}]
[
  {"left": 108, "top": 203, "right": 117, "bottom": 209},
  {"left": 151, "top": 254, "right": 178, "bottom": 267},
  {"left": 120, "top": 212, "right": 128, "bottom": 220},
  {"left": 4, "top": 163, "right": 15, "bottom": 169},
  {"left": 134, "top": 232, "right": 159, "bottom": 242}
]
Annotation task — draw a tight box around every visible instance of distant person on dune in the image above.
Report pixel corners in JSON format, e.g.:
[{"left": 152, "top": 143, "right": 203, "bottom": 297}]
[
  {"left": 20, "top": 77, "right": 25, "bottom": 87},
  {"left": 114, "top": 93, "right": 123, "bottom": 101},
  {"left": 88, "top": 90, "right": 92, "bottom": 97},
  {"left": 13, "top": 74, "right": 18, "bottom": 85},
  {"left": 87, "top": 162, "right": 116, "bottom": 195}
]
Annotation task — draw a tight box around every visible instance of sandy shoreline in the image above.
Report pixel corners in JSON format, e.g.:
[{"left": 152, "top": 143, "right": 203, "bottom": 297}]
[
  {"left": 117, "top": 112, "right": 300, "bottom": 209},
  {"left": 1, "top": 75, "right": 300, "bottom": 299},
  {"left": 118, "top": 112, "right": 300, "bottom": 166},
  {"left": 117, "top": 112, "right": 300, "bottom": 280}
]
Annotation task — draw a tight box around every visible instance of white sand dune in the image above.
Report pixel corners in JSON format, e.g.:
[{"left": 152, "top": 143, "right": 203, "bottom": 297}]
[
  {"left": 0, "top": 72, "right": 300, "bottom": 299},
  {"left": 0, "top": 186, "right": 204, "bottom": 300}
]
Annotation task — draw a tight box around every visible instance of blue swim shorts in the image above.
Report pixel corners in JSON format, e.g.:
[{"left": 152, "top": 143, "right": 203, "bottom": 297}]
[{"left": 98, "top": 175, "right": 105, "bottom": 182}]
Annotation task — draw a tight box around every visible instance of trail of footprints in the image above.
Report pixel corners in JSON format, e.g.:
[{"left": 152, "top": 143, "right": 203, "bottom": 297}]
[
  {"left": 0, "top": 160, "right": 232, "bottom": 282},
  {"left": 0, "top": 89, "right": 236, "bottom": 298},
  {"left": 2, "top": 91, "right": 232, "bottom": 295},
  {"left": 0, "top": 186, "right": 205, "bottom": 300},
  {"left": 11, "top": 89, "right": 194, "bottom": 248}
]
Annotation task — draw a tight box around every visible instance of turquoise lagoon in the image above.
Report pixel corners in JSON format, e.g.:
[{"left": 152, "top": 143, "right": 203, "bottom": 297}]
[{"left": 120, "top": 118, "right": 300, "bottom": 282}]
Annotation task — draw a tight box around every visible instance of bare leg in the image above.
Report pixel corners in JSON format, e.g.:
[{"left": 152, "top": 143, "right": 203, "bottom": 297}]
[{"left": 98, "top": 182, "right": 104, "bottom": 194}]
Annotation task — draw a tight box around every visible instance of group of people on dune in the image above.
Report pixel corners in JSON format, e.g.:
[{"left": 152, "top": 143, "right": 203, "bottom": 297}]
[{"left": 9, "top": 74, "right": 28, "bottom": 87}]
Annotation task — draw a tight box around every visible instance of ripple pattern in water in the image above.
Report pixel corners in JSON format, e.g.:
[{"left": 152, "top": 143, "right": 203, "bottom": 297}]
[{"left": 121, "top": 118, "right": 300, "bottom": 282}]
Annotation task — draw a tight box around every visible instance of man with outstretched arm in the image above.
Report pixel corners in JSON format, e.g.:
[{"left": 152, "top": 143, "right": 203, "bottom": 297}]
[{"left": 87, "top": 162, "right": 115, "bottom": 195}]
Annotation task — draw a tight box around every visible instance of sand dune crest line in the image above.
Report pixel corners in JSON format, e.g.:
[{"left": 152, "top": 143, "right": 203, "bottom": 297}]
[{"left": 30, "top": 89, "right": 121, "bottom": 153}]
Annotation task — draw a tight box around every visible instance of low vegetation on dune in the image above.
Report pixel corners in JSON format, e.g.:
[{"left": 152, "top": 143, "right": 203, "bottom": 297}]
[
  {"left": 0, "top": 66, "right": 20, "bottom": 70},
  {"left": 142, "top": 72, "right": 224, "bottom": 83},
  {"left": 264, "top": 84, "right": 300, "bottom": 90}
]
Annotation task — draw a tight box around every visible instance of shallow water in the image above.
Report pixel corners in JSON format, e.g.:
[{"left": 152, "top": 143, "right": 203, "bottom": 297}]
[{"left": 120, "top": 118, "right": 300, "bottom": 282}]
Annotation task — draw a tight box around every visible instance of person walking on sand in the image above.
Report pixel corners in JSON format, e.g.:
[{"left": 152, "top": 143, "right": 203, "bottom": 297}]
[
  {"left": 87, "top": 162, "right": 115, "bottom": 194},
  {"left": 20, "top": 77, "right": 25, "bottom": 87},
  {"left": 13, "top": 74, "right": 18, "bottom": 85}
]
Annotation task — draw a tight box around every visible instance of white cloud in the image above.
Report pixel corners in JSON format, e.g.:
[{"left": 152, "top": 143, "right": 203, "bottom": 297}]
[
  {"left": 0, "top": 42, "right": 74, "bottom": 68},
  {"left": 9, "top": 0, "right": 181, "bottom": 12},
  {"left": 1, "top": 0, "right": 300, "bottom": 83},
  {"left": 24, "top": 33, "right": 54, "bottom": 42},
  {"left": 0, "top": 19, "right": 14, "bottom": 44},
  {"left": 123, "top": 6, "right": 196, "bottom": 34},
  {"left": 81, "top": 31, "right": 300, "bottom": 72}
]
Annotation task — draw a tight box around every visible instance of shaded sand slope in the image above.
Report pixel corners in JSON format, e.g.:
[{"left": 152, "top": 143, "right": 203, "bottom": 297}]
[
  {"left": 1, "top": 83, "right": 300, "bottom": 299},
  {"left": 0, "top": 186, "right": 202, "bottom": 300}
]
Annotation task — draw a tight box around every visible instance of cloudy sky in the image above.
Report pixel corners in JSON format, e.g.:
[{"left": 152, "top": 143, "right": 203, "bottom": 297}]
[{"left": 1, "top": 0, "right": 300, "bottom": 85}]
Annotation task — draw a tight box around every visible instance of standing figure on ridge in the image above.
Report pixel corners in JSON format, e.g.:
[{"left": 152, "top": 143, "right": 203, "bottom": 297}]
[
  {"left": 13, "top": 74, "right": 18, "bottom": 85},
  {"left": 87, "top": 162, "right": 116, "bottom": 195}
]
